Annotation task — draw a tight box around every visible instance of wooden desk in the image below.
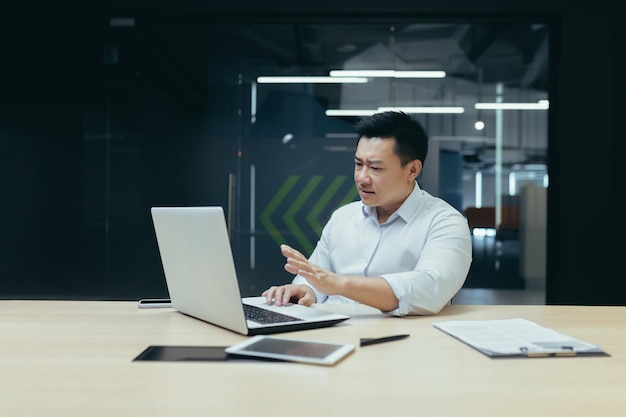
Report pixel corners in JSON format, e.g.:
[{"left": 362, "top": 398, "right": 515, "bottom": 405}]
[{"left": 2, "top": 301, "right": 625, "bottom": 417}]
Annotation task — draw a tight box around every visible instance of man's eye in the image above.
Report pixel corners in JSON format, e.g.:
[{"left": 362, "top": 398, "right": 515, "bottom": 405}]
[
  {"left": 371, "top": 166, "right": 381, "bottom": 171},
  {"left": 355, "top": 162, "right": 363, "bottom": 167}
]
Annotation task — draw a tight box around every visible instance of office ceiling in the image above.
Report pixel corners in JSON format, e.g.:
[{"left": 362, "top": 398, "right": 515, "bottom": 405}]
[
  {"left": 227, "top": 21, "right": 549, "bottom": 168},
  {"left": 1, "top": 16, "right": 549, "bottom": 168},
  {"left": 1, "top": 16, "right": 549, "bottom": 103},
  {"left": 235, "top": 22, "right": 549, "bottom": 92}
]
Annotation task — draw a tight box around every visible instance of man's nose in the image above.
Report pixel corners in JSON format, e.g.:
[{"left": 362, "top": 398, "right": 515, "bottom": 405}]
[{"left": 355, "top": 168, "right": 370, "bottom": 183}]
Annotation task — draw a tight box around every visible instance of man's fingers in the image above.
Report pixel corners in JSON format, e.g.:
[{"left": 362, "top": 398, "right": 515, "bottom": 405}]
[
  {"left": 284, "top": 263, "right": 299, "bottom": 274},
  {"left": 298, "top": 292, "right": 315, "bottom": 306},
  {"left": 263, "top": 286, "right": 278, "bottom": 303},
  {"left": 265, "top": 285, "right": 295, "bottom": 306},
  {"left": 281, "top": 244, "right": 306, "bottom": 261}
]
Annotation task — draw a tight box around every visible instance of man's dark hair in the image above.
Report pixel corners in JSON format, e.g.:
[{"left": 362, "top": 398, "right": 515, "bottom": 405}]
[{"left": 354, "top": 111, "right": 428, "bottom": 166}]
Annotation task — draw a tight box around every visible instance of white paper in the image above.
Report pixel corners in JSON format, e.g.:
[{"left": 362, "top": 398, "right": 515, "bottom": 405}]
[{"left": 433, "top": 318, "right": 605, "bottom": 357}]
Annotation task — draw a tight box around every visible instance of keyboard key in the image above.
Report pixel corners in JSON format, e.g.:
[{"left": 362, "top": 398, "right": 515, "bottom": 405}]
[{"left": 243, "top": 304, "right": 303, "bottom": 324}]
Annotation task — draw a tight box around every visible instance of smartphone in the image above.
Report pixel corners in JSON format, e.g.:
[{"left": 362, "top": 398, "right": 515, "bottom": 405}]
[{"left": 137, "top": 298, "right": 172, "bottom": 309}]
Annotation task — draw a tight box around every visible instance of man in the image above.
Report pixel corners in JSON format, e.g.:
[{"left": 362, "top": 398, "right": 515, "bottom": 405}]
[{"left": 262, "top": 111, "right": 472, "bottom": 315}]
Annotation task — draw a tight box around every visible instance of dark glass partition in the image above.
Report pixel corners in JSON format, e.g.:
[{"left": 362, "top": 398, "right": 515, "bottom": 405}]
[{"left": 0, "top": 15, "right": 548, "bottom": 299}]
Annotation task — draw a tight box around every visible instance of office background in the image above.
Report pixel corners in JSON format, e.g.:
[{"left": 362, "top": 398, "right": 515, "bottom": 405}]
[{"left": 1, "top": 1, "right": 623, "bottom": 305}]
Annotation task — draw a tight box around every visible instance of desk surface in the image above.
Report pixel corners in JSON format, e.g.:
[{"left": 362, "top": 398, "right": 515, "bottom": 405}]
[{"left": 2, "top": 301, "right": 625, "bottom": 417}]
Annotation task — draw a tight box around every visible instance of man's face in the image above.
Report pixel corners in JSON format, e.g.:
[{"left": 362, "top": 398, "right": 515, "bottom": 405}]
[{"left": 354, "top": 137, "right": 421, "bottom": 217}]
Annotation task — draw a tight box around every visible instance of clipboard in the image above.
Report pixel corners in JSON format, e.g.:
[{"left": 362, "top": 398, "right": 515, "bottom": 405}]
[{"left": 432, "top": 318, "right": 610, "bottom": 358}]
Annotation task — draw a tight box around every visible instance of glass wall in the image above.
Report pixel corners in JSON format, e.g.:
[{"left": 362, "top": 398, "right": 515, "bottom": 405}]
[
  {"left": 0, "top": 16, "right": 549, "bottom": 299},
  {"left": 233, "top": 22, "right": 549, "bottom": 295}
]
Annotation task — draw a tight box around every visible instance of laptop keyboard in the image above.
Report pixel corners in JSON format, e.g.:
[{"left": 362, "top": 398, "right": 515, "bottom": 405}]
[{"left": 243, "top": 304, "right": 304, "bottom": 324}]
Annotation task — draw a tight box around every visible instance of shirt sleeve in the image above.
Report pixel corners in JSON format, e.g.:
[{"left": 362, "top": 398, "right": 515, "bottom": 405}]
[{"left": 381, "top": 212, "right": 472, "bottom": 316}]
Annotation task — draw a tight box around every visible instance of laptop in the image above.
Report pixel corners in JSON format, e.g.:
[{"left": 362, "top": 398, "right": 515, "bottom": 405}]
[{"left": 150, "top": 206, "right": 350, "bottom": 335}]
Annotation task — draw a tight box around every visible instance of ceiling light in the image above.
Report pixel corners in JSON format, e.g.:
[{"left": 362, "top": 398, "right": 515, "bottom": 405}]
[
  {"left": 325, "top": 106, "right": 465, "bottom": 116},
  {"left": 257, "top": 76, "right": 367, "bottom": 84},
  {"left": 325, "top": 109, "right": 378, "bottom": 116},
  {"left": 330, "top": 70, "right": 394, "bottom": 77},
  {"left": 336, "top": 44, "right": 357, "bottom": 53},
  {"left": 394, "top": 71, "right": 446, "bottom": 78},
  {"left": 474, "top": 100, "right": 549, "bottom": 110},
  {"left": 378, "top": 106, "right": 465, "bottom": 114},
  {"left": 282, "top": 133, "right": 294, "bottom": 145},
  {"left": 329, "top": 70, "right": 446, "bottom": 78},
  {"left": 109, "top": 17, "right": 135, "bottom": 27}
]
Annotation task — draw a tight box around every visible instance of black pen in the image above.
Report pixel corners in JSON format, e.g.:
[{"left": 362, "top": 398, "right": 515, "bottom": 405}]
[{"left": 360, "top": 334, "right": 410, "bottom": 347}]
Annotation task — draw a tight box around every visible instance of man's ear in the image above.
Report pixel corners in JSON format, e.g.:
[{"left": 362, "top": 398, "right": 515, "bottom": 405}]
[{"left": 408, "top": 159, "right": 423, "bottom": 181}]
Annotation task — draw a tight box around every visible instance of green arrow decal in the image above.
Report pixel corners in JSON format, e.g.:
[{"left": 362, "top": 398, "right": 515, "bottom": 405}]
[
  {"left": 338, "top": 184, "right": 359, "bottom": 207},
  {"left": 283, "top": 175, "right": 323, "bottom": 254},
  {"left": 306, "top": 176, "right": 347, "bottom": 236},
  {"left": 259, "top": 175, "right": 358, "bottom": 254},
  {"left": 259, "top": 175, "right": 299, "bottom": 246}
]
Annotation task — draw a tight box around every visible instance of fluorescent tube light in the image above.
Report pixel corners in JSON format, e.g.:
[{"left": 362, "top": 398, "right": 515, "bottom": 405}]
[
  {"left": 330, "top": 70, "right": 395, "bottom": 77},
  {"left": 378, "top": 106, "right": 465, "bottom": 114},
  {"left": 475, "top": 100, "right": 549, "bottom": 110},
  {"left": 257, "top": 76, "right": 367, "bottom": 84},
  {"left": 394, "top": 71, "right": 446, "bottom": 78},
  {"left": 330, "top": 70, "right": 446, "bottom": 78},
  {"left": 109, "top": 17, "right": 135, "bottom": 27},
  {"left": 325, "top": 109, "right": 378, "bottom": 116},
  {"left": 326, "top": 106, "right": 465, "bottom": 116}
]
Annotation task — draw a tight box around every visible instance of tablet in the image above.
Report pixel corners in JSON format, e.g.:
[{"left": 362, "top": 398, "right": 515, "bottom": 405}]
[{"left": 225, "top": 335, "right": 356, "bottom": 366}]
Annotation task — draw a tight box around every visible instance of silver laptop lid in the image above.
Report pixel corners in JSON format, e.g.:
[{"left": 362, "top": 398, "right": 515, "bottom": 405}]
[{"left": 151, "top": 206, "right": 249, "bottom": 335}]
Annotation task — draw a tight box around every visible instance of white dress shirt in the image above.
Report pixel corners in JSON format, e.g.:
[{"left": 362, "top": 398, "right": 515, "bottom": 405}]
[{"left": 292, "top": 182, "right": 472, "bottom": 316}]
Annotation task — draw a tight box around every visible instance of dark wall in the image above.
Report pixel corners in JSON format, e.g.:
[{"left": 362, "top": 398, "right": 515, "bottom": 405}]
[
  {"left": 0, "top": 15, "right": 241, "bottom": 299},
  {"left": 548, "top": 6, "right": 624, "bottom": 305},
  {"left": 2, "top": 1, "right": 624, "bottom": 305}
]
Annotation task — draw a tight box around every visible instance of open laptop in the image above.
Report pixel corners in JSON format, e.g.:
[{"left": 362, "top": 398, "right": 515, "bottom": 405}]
[{"left": 150, "top": 206, "right": 349, "bottom": 335}]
